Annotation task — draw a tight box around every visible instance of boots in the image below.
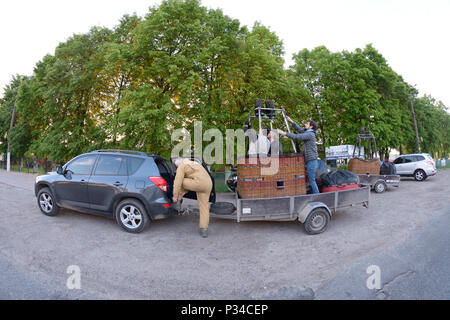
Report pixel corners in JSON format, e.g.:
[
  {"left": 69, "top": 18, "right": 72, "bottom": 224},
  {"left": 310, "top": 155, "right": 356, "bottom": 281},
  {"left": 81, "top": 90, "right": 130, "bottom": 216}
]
[{"left": 199, "top": 228, "right": 208, "bottom": 238}]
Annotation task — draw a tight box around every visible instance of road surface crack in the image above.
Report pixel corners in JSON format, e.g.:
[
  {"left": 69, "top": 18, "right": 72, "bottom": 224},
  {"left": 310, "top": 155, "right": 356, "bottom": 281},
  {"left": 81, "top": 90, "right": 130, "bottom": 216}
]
[{"left": 376, "top": 270, "right": 416, "bottom": 299}]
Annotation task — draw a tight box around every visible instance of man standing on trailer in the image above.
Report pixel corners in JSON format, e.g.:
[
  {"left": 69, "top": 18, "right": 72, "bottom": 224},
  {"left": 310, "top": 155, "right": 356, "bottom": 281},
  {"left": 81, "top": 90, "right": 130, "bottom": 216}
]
[
  {"left": 173, "top": 158, "right": 213, "bottom": 238},
  {"left": 244, "top": 122, "right": 271, "bottom": 157},
  {"left": 277, "top": 117, "right": 320, "bottom": 194}
]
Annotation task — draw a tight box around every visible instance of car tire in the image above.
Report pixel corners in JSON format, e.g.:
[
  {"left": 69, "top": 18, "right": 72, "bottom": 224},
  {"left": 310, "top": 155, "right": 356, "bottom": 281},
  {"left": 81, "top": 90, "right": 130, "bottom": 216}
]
[
  {"left": 37, "top": 187, "right": 60, "bottom": 216},
  {"left": 115, "top": 199, "right": 150, "bottom": 233},
  {"left": 414, "top": 169, "right": 427, "bottom": 182},
  {"left": 210, "top": 202, "right": 236, "bottom": 215},
  {"left": 303, "top": 207, "right": 331, "bottom": 235},
  {"left": 373, "top": 181, "right": 387, "bottom": 193}
]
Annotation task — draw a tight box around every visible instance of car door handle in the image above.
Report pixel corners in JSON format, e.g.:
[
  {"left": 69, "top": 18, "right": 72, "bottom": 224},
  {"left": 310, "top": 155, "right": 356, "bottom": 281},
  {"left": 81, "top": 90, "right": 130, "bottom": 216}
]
[{"left": 113, "top": 182, "right": 123, "bottom": 187}]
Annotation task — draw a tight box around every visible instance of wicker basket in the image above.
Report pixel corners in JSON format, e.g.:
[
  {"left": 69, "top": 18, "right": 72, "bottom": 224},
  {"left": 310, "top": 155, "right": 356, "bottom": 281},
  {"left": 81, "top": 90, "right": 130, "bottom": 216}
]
[
  {"left": 237, "top": 155, "right": 306, "bottom": 199},
  {"left": 348, "top": 158, "right": 380, "bottom": 175}
]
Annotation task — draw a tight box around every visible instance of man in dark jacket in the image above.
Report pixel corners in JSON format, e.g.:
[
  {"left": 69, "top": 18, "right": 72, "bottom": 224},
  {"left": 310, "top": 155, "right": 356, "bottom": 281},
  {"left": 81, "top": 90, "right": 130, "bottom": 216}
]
[{"left": 278, "top": 117, "right": 320, "bottom": 194}]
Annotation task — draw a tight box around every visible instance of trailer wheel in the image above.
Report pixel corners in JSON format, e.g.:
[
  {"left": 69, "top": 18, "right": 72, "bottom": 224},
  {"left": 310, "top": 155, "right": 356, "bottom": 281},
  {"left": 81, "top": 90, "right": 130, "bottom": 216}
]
[
  {"left": 374, "top": 181, "right": 387, "bottom": 193},
  {"left": 304, "top": 208, "right": 330, "bottom": 235}
]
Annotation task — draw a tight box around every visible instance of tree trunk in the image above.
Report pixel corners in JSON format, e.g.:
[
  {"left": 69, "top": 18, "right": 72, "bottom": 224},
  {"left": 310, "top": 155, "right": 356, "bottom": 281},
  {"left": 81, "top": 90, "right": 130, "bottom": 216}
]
[
  {"left": 33, "top": 155, "right": 38, "bottom": 174},
  {"left": 379, "top": 148, "right": 385, "bottom": 162},
  {"left": 409, "top": 97, "right": 421, "bottom": 153},
  {"left": 385, "top": 148, "right": 390, "bottom": 161}
]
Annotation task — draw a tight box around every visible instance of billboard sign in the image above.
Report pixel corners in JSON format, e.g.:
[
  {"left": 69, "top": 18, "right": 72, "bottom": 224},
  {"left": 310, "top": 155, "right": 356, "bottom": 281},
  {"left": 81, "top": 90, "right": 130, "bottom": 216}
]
[{"left": 325, "top": 145, "right": 364, "bottom": 160}]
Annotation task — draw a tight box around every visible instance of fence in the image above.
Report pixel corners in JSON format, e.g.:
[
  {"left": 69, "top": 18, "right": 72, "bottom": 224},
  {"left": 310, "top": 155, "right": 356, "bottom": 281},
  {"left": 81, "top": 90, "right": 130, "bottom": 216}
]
[
  {"left": 0, "top": 157, "right": 58, "bottom": 174},
  {"left": 210, "top": 171, "right": 233, "bottom": 193},
  {"left": 0, "top": 159, "right": 235, "bottom": 193},
  {"left": 435, "top": 158, "right": 449, "bottom": 168}
]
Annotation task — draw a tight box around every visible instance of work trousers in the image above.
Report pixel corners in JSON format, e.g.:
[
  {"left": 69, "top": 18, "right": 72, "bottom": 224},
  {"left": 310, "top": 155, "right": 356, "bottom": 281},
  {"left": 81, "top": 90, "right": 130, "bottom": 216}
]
[{"left": 180, "top": 178, "right": 212, "bottom": 229}]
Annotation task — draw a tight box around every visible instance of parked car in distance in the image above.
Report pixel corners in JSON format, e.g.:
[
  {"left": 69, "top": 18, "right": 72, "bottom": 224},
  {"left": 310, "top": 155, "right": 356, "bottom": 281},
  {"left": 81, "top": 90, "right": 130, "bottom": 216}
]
[
  {"left": 34, "top": 150, "right": 216, "bottom": 233},
  {"left": 393, "top": 153, "right": 437, "bottom": 181}
]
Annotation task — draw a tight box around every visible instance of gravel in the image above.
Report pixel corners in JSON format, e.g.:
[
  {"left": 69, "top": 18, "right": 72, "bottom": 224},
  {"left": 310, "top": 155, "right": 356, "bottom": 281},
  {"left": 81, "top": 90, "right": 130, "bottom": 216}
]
[{"left": 0, "top": 169, "right": 448, "bottom": 299}]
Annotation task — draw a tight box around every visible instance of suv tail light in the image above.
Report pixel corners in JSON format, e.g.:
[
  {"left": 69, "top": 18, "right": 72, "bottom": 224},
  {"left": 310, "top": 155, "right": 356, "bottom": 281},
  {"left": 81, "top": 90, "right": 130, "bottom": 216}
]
[
  {"left": 427, "top": 161, "right": 435, "bottom": 166},
  {"left": 149, "top": 177, "right": 167, "bottom": 192}
]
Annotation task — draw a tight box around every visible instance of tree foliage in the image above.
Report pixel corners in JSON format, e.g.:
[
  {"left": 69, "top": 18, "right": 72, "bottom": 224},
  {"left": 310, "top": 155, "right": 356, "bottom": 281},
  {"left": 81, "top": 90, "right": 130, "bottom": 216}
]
[{"left": 0, "top": 0, "right": 448, "bottom": 163}]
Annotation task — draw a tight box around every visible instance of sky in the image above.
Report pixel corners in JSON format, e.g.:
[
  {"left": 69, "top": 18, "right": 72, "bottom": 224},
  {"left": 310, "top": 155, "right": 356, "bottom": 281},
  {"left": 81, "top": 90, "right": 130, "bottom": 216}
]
[{"left": 1, "top": 0, "right": 449, "bottom": 107}]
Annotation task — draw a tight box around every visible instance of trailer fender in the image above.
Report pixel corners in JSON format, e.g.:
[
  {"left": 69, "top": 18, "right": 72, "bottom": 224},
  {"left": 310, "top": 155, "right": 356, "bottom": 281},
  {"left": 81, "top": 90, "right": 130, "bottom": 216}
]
[{"left": 298, "top": 202, "right": 332, "bottom": 224}]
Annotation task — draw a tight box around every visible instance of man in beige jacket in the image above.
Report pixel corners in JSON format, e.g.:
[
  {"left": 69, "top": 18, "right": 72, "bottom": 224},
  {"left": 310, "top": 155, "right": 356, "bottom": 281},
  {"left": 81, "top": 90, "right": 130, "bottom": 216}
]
[{"left": 172, "top": 158, "right": 213, "bottom": 238}]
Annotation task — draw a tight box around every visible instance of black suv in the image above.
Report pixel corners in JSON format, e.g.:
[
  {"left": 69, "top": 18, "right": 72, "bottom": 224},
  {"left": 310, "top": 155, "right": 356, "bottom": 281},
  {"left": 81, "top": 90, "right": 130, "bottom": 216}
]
[{"left": 34, "top": 150, "right": 216, "bottom": 233}]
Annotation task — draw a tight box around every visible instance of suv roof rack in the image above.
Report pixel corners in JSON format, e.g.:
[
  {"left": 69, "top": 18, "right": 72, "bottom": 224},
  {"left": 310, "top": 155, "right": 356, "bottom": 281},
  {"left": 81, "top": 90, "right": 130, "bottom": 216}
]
[{"left": 92, "top": 149, "right": 157, "bottom": 157}]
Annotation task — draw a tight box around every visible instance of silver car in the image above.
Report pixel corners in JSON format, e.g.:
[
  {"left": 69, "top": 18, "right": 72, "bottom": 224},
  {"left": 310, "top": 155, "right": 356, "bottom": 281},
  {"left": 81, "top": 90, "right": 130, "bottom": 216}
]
[{"left": 393, "top": 153, "right": 437, "bottom": 181}]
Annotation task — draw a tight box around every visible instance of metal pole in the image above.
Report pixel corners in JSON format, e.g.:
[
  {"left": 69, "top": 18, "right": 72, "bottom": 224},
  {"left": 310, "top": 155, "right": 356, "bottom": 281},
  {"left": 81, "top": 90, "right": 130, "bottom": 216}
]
[
  {"left": 372, "top": 134, "right": 378, "bottom": 159},
  {"left": 7, "top": 97, "right": 17, "bottom": 172},
  {"left": 409, "top": 95, "right": 421, "bottom": 153},
  {"left": 258, "top": 108, "right": 262, "bottom": 135},
  {"left": 281, "top": 108, "right": 297, "bottom": 153}
]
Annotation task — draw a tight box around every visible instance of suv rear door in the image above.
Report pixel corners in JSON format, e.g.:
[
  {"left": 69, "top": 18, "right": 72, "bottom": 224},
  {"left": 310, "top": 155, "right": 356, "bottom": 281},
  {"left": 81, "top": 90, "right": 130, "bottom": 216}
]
[
  {"left": 395, "top": 156, "right": 416, "bottom": 175},
  {"left": 87, "top": 154, "right": 129, "bottom": 212},
  {"left": 404, "top": 156, "right": 418, "bottom": 174},
  {"left": 170, "top": 157, "right": 216, "bottom": 203}
]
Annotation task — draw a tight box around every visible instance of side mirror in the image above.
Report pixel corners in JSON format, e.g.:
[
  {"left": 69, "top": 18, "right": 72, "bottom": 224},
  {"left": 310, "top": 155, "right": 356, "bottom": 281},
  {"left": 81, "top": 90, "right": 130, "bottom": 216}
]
[{"left": 56, "top": 166, "right": 64, "bottom": 175}]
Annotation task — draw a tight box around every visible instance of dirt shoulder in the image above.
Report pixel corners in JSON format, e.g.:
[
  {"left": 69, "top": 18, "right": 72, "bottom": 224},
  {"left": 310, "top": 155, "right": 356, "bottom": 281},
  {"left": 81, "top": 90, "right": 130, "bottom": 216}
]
[{"left": 0, "top": 169, "right": 449, "bottom": 299}]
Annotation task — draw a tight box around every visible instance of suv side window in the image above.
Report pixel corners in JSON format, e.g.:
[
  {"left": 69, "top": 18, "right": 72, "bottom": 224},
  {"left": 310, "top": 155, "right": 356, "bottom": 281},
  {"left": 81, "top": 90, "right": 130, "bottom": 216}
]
[
  {"left": 394, "top": 157, "right": 404, "bottom": 164},
  {"left": 403, "top": 156, "right": 413, "bottom": 163},
  {"left": 415, "top": 155, "right": 425, "bottom": 162},
  {"left": 127, "top": 157, "right": 145, "bottom": 176},
  {"left": 66, "top": 155, "right": 97, "bottom": 175},
  {"left": 94, "top": 155, "right": 127, "bottom": 176}
]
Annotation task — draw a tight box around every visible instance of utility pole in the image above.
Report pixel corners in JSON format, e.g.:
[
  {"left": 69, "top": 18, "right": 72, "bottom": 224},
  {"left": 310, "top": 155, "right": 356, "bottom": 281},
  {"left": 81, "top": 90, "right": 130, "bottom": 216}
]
[
  {"left": 7, "top": 97, "right": 17, "bottom": 172},
  {"left": 409, "top": 94, "right": 421, "bottom": 153}
]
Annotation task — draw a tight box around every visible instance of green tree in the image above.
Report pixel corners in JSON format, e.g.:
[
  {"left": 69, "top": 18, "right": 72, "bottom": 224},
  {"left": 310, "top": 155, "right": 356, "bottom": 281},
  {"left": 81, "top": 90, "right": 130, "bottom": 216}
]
[
  {"left": 0, "top": 76, "right": 30, "bottom": 158},
  {"left": 29, "top": 27, "right": 112, "bottom": 161},
  {"left": 408, "top": 95, "right": 450, "bottom": 158}
]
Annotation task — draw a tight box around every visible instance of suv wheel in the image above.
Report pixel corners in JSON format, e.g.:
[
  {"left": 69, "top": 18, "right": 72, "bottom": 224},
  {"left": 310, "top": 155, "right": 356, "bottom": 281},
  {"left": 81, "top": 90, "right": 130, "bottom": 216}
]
[
  {"left": 414, "top": 169, "right": 427, "bottom": 182},
  {"left": 37, "top": 187, "right": 60, "bottom": 216},
  {"left": 115, "top": 199, "right": 149, "bottom": 233}
]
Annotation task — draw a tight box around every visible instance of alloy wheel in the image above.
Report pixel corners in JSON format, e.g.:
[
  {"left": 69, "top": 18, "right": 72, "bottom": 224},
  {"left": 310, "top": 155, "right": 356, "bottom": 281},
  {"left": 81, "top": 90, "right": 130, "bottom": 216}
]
[
  {"left": 119, "top": 205, "right": 143, "bottom": 230},
  {"left": 39, "top": 193, "right": 54, "bottom": 213},
  {"left": 415, "top": 171, "right": 425, "bottom": 181}
]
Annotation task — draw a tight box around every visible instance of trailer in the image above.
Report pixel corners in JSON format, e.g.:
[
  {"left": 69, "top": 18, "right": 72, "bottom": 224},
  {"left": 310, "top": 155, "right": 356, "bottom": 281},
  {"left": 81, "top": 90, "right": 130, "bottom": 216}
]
[
  {"left": 327, "top": 130, "right": 400, "bottom": 194},
  {"left": 356, "top": 174, "right": 400, "bottom": 193},
  {"left": 210, "top": 185, "right": 370, "bottom": 235},
  {"left": 172, "top": 101, "right": 371, "bottom": 235}
]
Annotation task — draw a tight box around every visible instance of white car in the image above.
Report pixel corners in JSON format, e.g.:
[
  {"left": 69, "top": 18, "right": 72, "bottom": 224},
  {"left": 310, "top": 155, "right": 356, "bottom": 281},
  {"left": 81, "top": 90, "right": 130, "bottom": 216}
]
[{"left": 393, "top": 153, "right": 437, "bottom": 181}]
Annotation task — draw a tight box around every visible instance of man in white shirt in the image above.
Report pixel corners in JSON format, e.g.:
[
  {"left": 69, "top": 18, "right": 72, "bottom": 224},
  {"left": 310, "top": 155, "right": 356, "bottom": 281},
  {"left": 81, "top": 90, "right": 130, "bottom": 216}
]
[{"left": 245, "top": 124, "right": 270, "bottom": 157}]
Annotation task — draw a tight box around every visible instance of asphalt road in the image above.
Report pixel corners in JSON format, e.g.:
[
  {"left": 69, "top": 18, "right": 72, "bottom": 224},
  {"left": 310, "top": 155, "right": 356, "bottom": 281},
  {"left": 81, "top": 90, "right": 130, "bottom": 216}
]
[
  {"left": 0, "top": 169, "right": 449, "bottom": 299},
  {"left": 315, "top": 205, "right": 450, "bottom": 299}
]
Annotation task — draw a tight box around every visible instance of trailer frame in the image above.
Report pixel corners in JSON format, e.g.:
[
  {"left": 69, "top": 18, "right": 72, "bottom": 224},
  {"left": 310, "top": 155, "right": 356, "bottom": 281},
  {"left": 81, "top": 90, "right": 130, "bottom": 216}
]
[
  {"left": 356, "top": 174, "right": 400, "bottom": 193},
  {"left": 210, "top": 185, "right": 370, "bottom": 234}
]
